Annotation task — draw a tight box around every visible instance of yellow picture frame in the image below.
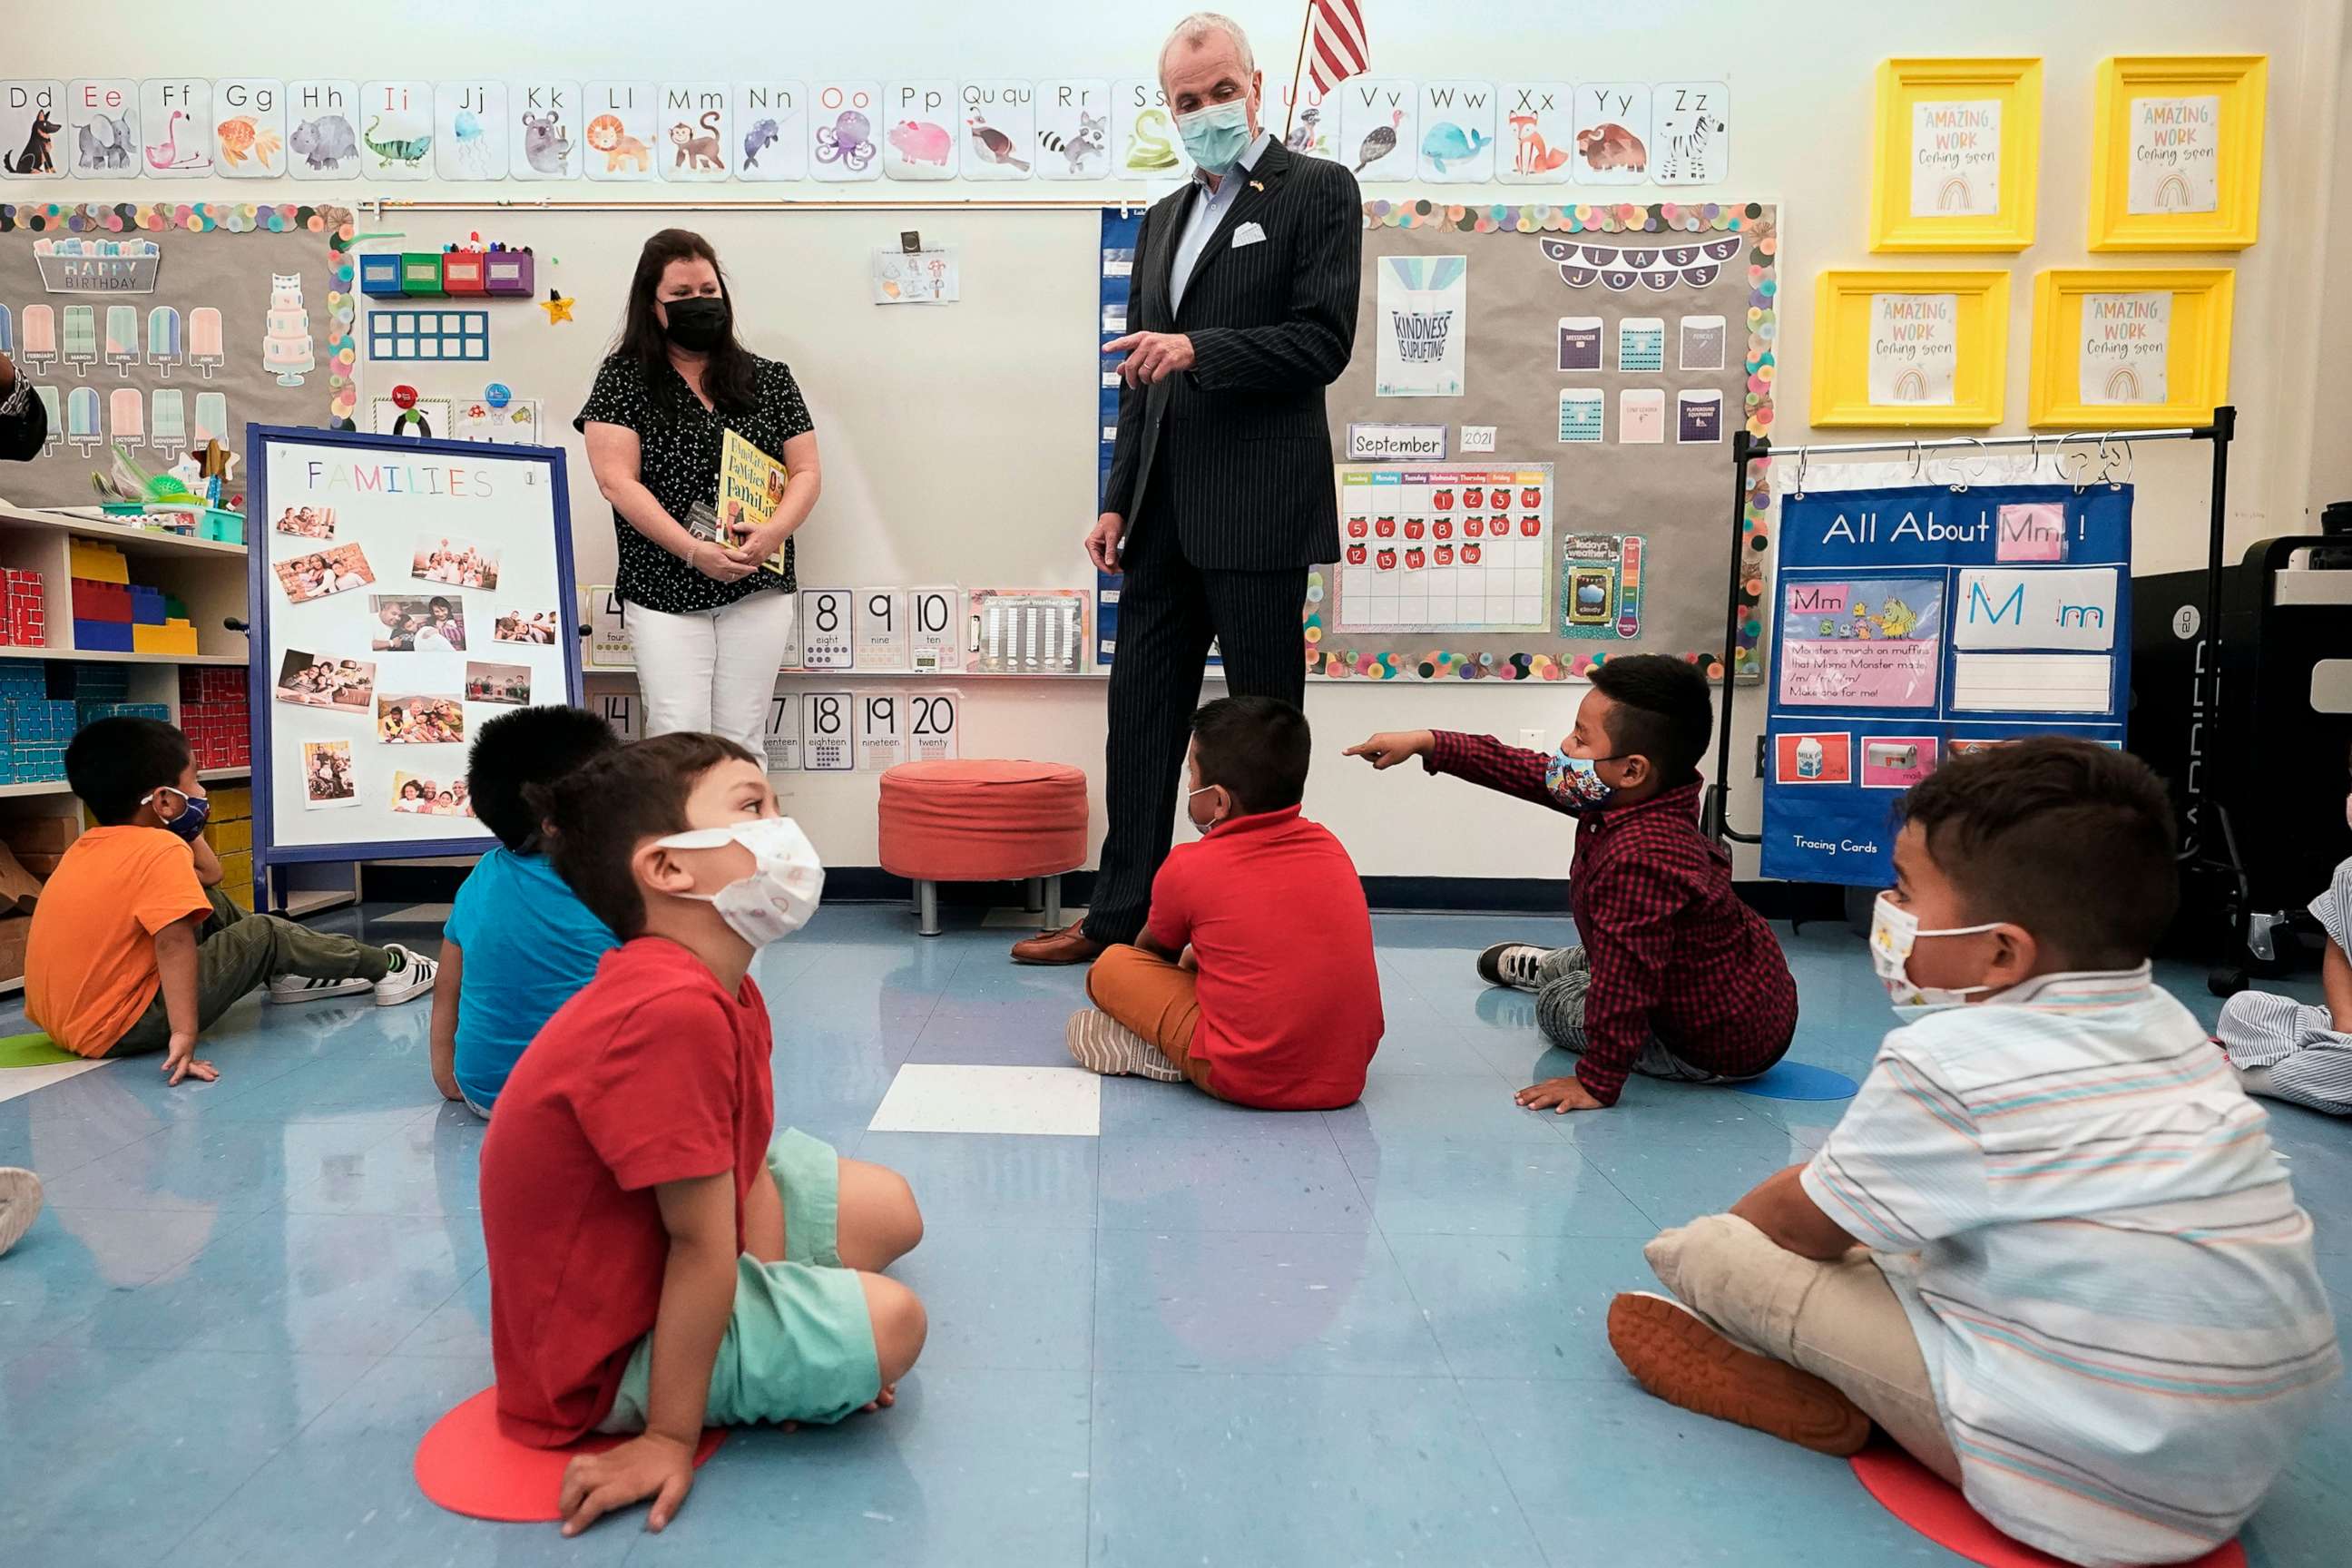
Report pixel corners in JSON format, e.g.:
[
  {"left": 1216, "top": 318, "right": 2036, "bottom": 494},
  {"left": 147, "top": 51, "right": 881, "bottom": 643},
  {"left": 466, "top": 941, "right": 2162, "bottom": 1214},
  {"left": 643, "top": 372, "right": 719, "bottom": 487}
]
[
  {"left": 2027, "top": 269, "right": 2233, "bottom": 428},
  {"left": 2087, "top": 55, "right": 2266, "bottom": 251},
  {"left": 1867, "top": 58, "right": 2043, "bottom": 251},
  {"left": 1812, "top": 270, "right": 2010, "bottom": 428}
]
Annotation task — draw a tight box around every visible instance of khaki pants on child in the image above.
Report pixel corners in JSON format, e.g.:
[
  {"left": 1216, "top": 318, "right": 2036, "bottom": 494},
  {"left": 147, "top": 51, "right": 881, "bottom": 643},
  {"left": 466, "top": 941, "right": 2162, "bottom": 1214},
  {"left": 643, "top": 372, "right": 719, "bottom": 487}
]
[
  {"left": 1644, "top": 1211, "right": 1961, "bottom": 1482},
  {"left": 106, "top": 888, "right": 394, "bottom": 1056},
  {"left": 1078, "top": 944, "right": 1220, "bottom": 1095}
]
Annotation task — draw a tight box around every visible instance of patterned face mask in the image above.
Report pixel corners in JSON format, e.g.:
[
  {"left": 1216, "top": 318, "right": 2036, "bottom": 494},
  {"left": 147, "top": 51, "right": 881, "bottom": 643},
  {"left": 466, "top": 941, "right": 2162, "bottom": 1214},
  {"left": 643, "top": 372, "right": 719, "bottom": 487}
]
[{"left": 1544, "top": 748, "right": 1624, "bottom": 810}]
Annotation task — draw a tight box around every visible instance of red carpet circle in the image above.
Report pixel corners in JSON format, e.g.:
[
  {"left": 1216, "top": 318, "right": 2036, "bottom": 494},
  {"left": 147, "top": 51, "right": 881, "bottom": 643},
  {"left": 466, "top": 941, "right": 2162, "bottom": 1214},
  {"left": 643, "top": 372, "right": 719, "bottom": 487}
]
[
  {"left": 1849, "top": 1447, "right": 2244, "bottom": 1568},
  {"left": 414, "top": 1387, "right": 726, "bottom": 1523}
]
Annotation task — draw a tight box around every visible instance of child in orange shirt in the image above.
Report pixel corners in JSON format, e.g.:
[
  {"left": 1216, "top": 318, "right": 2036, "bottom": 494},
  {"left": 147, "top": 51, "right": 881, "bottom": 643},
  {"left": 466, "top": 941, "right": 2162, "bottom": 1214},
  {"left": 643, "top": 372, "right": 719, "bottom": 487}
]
[{"left": 26, "top": 718, "right": 436, "bottom": 1084}]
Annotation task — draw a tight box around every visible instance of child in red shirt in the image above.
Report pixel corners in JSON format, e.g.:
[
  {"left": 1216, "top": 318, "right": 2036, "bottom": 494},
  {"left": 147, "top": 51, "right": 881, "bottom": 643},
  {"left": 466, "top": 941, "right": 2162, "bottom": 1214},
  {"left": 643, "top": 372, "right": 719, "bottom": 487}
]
[
  {"left": 1067, "top": 697, "right": 1383, "bottom": 1110},
  {"left": 480, "top": 732, "right": 926, "bottom": 1537}
]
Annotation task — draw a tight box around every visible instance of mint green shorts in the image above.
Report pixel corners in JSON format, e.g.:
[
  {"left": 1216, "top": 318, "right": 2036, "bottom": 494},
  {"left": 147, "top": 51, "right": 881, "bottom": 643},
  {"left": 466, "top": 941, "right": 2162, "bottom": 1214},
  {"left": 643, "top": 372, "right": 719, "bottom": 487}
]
[{"left": 597, "top": 1128, "right": 881, "bottom": 1431}]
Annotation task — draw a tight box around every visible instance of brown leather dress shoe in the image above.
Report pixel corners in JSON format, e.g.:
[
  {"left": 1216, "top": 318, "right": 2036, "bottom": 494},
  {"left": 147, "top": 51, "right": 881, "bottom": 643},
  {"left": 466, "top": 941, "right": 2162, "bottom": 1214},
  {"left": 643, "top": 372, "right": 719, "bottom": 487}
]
[{"left": 1011, "top": 922, "right": 1105, "bottom": 966}]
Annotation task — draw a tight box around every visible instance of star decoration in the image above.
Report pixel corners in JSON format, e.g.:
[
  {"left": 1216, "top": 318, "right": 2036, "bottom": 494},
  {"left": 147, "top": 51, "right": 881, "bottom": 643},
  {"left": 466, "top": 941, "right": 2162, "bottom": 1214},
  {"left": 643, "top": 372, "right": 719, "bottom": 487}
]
[{"left": 540, "top": 289, "right": 574, "bottom": 325}]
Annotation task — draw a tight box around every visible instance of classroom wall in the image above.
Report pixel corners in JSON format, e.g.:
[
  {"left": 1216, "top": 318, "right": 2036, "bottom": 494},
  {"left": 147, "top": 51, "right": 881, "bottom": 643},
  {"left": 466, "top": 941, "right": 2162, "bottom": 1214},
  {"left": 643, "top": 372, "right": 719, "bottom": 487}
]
[{"left": 16, "top": 0, "right": 2346, "bottom": 880}]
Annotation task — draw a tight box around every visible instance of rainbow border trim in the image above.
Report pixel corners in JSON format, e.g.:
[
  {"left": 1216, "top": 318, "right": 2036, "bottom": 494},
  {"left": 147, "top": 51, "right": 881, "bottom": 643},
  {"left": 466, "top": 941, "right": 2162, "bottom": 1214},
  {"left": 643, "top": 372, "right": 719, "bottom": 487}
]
[
  {"left": 0, "top": 202, "right": 360, "bottom": 426},
  {"left": 1307, "top": 198, "right": 1778, "bottom": 685}
]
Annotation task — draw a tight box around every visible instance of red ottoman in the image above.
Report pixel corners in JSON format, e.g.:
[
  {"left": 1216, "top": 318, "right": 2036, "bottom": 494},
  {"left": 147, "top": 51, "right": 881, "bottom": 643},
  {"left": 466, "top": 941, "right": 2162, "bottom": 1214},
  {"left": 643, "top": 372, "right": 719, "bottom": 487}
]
[{"left": 877, "top": 760, "right": 1089, "bottom": 936}]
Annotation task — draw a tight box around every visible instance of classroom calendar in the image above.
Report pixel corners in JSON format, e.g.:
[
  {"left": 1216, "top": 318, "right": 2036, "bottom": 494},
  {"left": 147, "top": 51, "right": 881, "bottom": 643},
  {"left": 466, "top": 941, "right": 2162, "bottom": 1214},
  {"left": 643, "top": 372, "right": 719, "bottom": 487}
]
[{"left": 1334, "top": 464, "right": 1553, "bottom": 633}]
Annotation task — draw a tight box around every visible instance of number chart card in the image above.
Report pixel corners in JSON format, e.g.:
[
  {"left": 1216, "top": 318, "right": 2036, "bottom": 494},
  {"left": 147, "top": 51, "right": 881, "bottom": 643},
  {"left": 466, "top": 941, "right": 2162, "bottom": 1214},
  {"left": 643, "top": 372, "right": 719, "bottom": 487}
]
[
  {"left": 1760, "top": 465, "right": 2132, "bottom": 887},
  {"left": 761, "top": 686, "right": 960, "bottom": 773},
  {"left": 249, "top": 426, "right": 580, "bottom": 894},
  {"left": 1335, "top": 465, "right": 1551, "bottom": 633}
]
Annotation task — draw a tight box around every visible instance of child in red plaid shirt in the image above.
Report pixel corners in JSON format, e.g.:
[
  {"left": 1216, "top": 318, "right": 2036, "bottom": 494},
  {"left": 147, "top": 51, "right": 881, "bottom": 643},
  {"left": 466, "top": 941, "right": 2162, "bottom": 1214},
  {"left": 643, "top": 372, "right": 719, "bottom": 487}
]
[{"left": 1348, "top": 654, "right": 1796, "bottom": 1112}]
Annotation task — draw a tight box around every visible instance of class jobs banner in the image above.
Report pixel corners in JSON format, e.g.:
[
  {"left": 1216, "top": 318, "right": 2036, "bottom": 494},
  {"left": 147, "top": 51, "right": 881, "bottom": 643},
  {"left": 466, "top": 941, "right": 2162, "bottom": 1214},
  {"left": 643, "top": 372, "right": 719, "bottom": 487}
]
[{"left": 1761, "top": 479, "right": 2132, "bottom": 887}]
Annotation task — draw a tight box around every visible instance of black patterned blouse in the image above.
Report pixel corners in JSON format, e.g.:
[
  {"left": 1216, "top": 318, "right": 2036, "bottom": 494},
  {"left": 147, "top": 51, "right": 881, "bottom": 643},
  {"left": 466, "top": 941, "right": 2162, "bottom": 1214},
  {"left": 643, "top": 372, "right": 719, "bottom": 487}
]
[{"left": 573, "top": 353, "right": 813, "bottom": 612}]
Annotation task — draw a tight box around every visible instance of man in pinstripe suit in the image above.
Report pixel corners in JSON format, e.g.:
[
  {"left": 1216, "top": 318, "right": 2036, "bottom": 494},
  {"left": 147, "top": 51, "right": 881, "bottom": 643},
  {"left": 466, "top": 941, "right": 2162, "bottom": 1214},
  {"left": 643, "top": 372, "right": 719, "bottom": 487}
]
[{"left": 1014, "top": 11, "right": 1362, "bottom": 965}]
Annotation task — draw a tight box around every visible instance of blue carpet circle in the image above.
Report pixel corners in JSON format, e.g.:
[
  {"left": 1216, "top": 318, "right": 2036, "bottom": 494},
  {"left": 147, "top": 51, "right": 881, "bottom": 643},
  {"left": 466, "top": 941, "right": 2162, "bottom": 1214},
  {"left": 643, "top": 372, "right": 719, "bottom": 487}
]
[{"left": 1734, "top": 1061, "right": 1859, "bottom": 1102}]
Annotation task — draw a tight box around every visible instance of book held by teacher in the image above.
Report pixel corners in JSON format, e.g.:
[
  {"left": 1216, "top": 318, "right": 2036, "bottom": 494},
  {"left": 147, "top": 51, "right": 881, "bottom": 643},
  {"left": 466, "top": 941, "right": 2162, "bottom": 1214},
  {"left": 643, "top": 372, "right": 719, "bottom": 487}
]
[{"left": 719, "top": 429, "right": 792, "bottom": 576}]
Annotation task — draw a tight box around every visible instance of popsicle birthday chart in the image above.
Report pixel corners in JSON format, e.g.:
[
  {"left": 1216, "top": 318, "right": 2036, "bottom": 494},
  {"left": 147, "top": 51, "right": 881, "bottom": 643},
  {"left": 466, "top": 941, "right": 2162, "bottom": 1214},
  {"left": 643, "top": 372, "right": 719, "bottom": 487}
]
[
  {"left": 1761, "top": 474, "right": 2133, "bottom": 887},
  {"left": 0, "top": 203, "right": 352, "bottom": 507}
]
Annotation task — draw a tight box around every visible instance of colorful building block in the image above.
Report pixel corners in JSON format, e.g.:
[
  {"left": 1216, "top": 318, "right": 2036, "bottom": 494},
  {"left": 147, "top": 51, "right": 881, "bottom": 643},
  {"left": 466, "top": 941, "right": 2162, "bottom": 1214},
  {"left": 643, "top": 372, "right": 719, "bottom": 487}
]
[
  {"left": 67, "top": 540, "right": 129, "bottom": 584},
  {"left": 72, "top": 618, "right": 133, "bottom": 652}
]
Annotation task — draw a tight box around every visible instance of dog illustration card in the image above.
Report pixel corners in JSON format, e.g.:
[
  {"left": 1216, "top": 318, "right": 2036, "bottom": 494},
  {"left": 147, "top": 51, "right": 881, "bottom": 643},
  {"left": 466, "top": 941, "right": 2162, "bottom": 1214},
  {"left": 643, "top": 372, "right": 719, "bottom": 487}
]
[{"left": 0, "top": 82, "right": 67, "bottom": 181}]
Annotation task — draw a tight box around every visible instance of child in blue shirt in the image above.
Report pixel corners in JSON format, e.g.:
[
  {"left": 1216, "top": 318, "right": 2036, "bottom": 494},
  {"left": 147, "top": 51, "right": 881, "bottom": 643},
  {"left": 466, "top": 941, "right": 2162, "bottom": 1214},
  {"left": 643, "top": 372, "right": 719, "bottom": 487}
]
[{"left": 430, "top": 706, "right": 622, "bottom": 1116}]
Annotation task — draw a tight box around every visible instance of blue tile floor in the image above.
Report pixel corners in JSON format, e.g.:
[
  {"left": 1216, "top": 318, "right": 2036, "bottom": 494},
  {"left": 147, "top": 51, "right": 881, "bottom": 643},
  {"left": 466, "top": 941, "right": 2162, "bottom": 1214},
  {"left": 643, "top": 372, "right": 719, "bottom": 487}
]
[{"left": 2, "top": 903, "right": 2347, "bottom": 1566}]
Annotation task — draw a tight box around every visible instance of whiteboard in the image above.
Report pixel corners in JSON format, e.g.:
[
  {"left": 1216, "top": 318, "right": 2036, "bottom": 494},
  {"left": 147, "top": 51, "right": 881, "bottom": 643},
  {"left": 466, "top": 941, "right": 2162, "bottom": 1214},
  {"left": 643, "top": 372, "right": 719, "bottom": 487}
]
[
  {"left": 341, "top": 209, "right": 1102, "bottom": 606},
  {"left": 247, "top": 426, "right": 582, "bottom": 863}
]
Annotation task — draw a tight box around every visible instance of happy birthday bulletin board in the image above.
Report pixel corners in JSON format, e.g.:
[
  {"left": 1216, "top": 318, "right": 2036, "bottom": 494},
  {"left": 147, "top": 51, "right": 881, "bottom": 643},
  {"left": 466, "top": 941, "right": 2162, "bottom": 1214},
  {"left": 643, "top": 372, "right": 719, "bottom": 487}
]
[
  {"left": 1307, "top": 199, "right": 1779, "bottom": 685},
  {"left": 0, "top": 203, "right": 356, "bottom": 508}
]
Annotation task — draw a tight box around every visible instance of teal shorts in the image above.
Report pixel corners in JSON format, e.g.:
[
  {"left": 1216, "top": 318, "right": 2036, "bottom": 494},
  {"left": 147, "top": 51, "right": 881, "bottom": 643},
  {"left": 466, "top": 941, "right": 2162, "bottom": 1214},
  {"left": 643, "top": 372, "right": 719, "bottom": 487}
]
[{"left": 597, "top": 1128, "right": 881, "bottom": 1431}]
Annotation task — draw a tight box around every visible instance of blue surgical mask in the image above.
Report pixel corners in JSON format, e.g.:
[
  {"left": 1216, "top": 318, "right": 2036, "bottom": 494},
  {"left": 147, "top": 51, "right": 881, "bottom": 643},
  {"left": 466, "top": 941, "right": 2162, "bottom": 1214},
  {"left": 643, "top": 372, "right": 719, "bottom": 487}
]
[
  {"left": 142, "top": 786, "right": 211, "bottom": 842},
  {"left": 1177, "top": 101, "right": 1253, "bottom": 174},
  {"left": 1544, "top": 750, "right": 1622, "bottom": 812}
]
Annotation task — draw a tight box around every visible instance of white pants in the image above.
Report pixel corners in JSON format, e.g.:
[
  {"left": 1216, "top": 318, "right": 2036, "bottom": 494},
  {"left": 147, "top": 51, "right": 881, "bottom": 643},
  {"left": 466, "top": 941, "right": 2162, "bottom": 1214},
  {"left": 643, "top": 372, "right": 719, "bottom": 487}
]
[{"left": 624, "top": 592, "right": 797, "bottom": 760}]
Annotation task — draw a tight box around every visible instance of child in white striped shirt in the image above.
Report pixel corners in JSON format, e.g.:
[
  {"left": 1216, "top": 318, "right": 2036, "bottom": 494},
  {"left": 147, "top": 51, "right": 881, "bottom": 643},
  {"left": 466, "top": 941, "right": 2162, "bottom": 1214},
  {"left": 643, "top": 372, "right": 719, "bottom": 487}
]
[{"left": 1610, "top": 739, "right": 2338, "bottom": 1568}]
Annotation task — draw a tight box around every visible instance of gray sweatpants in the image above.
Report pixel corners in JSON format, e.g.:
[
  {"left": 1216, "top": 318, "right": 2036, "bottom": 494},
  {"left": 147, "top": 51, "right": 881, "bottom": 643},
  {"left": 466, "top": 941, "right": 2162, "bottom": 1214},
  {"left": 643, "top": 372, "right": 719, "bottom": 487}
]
[{"left": 1531, "top": 946, "right": 1749, "bottom": 1085}]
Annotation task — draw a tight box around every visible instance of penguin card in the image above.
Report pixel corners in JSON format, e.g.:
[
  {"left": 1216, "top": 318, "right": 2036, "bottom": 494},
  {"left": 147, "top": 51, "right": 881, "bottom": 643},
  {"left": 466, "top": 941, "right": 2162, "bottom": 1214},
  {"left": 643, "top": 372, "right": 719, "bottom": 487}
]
[
  {"left": 434, "top": 82, "right": 507, "bottom": 182},
  {"left": 1416, "top": 82, "right": 1495, "bottom": 182},
  {"left": 658, "top": 83, "right": 731, "bottom": 183},
  {"left": 1035, "top": 79, "right": 1112, "bottom": 181},
  {"left": 1497, "top": 81, "right": 1575, "bottom": 185},
  {"left": 1341, "top": 78, "right": 1416, "bottom": 183},
  {"left": 960, "top": 80, "right": 1035, "bottom": 181},
  {"left": 1112, "top": 78, "right": 1188, "bottom": 180},
  {"left": 732, "top": 83, "right": 808, "bottom": 182},
  {"left": 358, "top": 80, "right": 434, "bottom": 181},
  {"left": 581, "top": 82, "right": 660, "bottom": 183},
  {"left": 510, "top": 82, "right": 583, "bottom": 181},
  {"left": 1573, "top": 83, "right": 1651, "bottom": 186},
  {"left": 211, "top": 79, "right": 286, "bottom": 180},
  {"left": 1654, "top": 81, "right": 1730, "bottom": 185},
  {"left": 808, "top": 82, "right": 882, "bottom": 183},
  {"left": 0, "top": 81, "right": 67, "bottom": 180},
  {"left": 882, "top": 81, "right": 959, "bottom": 181}
]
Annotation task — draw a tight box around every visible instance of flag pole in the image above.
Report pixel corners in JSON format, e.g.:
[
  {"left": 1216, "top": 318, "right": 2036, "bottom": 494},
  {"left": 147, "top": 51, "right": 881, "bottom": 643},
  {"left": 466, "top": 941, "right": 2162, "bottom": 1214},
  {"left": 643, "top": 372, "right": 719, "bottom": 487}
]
[{"left": 1283, "top": 1, "right": 1314, "bottom": 141}]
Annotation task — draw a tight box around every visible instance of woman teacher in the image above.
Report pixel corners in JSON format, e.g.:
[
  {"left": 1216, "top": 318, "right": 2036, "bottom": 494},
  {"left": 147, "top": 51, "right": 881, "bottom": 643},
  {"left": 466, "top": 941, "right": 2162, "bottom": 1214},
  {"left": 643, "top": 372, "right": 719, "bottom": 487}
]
[{"left": 577, "top": 229, "right": 821, "bottom": 755}]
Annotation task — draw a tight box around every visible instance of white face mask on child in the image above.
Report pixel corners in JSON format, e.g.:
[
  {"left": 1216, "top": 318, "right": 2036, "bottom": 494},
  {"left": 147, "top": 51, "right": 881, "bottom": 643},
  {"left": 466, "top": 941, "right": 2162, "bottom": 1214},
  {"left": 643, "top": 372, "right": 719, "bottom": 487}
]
[
  {"left": 656, "top": 817, "right": 826, "bottom": 947},
  {"left": 1869, "top": 893, "right": 2001, "bottom": 1021}
]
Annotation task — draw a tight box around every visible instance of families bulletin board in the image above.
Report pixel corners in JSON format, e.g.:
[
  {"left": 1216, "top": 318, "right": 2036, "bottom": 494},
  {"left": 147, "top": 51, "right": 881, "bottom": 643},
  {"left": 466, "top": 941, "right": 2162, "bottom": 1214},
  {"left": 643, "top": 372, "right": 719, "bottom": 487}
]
[
  {"left": 0, "top": 203, "right": 356, "bottom": 508},
  {"left": 248, "top": 426, "right": 580, "bottom": 895},
  {"left": 1760, "top": 461, "right": 2132, "bottom": 887},
  {"left": 1308, "top": 199, "right": 1779, "bottom": 683}
]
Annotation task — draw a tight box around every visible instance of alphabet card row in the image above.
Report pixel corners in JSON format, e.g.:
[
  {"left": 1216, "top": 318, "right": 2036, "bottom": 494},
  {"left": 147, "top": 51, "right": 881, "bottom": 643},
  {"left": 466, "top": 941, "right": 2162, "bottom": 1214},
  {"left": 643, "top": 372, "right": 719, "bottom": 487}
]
[
  {"left": 1, "top": 75, "right": 1728, "bottom": 187},
  {"left": 762, "top": 689, "right": 962, "bottom": 773}
]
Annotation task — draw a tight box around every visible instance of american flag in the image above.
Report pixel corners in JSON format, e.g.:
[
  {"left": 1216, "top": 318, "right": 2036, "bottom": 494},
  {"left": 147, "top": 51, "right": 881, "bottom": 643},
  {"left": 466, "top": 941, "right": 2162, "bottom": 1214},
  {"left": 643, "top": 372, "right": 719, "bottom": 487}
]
[{"left": 1306, "top": 0, "right": 1371, "bottom": 95}]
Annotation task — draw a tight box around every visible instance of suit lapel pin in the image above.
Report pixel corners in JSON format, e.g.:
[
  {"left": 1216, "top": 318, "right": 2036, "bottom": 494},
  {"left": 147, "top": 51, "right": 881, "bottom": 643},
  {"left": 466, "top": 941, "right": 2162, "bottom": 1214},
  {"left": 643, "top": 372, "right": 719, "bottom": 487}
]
[{"left": 1249, "top": 179, "right": 1264, "bottom": 192}]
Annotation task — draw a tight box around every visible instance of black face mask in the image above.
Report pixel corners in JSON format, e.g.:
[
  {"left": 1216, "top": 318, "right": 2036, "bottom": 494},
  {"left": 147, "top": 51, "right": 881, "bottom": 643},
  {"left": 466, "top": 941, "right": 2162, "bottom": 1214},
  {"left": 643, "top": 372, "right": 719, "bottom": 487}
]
[{"left": 662, "top": 295, "right": 730, "bottom": 353}]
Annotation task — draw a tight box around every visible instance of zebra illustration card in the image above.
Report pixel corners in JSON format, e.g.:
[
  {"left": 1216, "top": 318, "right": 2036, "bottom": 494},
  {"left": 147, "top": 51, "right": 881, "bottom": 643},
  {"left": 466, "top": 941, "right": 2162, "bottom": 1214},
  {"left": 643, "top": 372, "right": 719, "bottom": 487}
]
[
  {"left": 1653, "top": 81, "right": 1730, "bottom": 185},
  {"left": 1035, "top": 80, "right": 1112, "bottom": 181}
]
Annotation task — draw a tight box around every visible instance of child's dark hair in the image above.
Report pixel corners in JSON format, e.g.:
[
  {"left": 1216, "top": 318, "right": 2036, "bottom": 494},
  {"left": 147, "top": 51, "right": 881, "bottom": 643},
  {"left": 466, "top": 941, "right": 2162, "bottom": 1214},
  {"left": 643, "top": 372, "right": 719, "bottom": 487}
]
[
  {"left": 65, "top": 717, "right": 192, "bottom": 825},
  {"left": 527, "top": 731, "right": 756, "bottom": 938},
  {"left": 1191, "top": 696, "right": 1310, "bottom": 816},
  {"left": 1588, "top": 654, "right": 1713, "bottom": 781},
  {"left": 1896, "top": 737, "right": 2179, "bottom": 970},
  {"left": 466, "top": 705, "right": 622, "bottom": 851}
]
